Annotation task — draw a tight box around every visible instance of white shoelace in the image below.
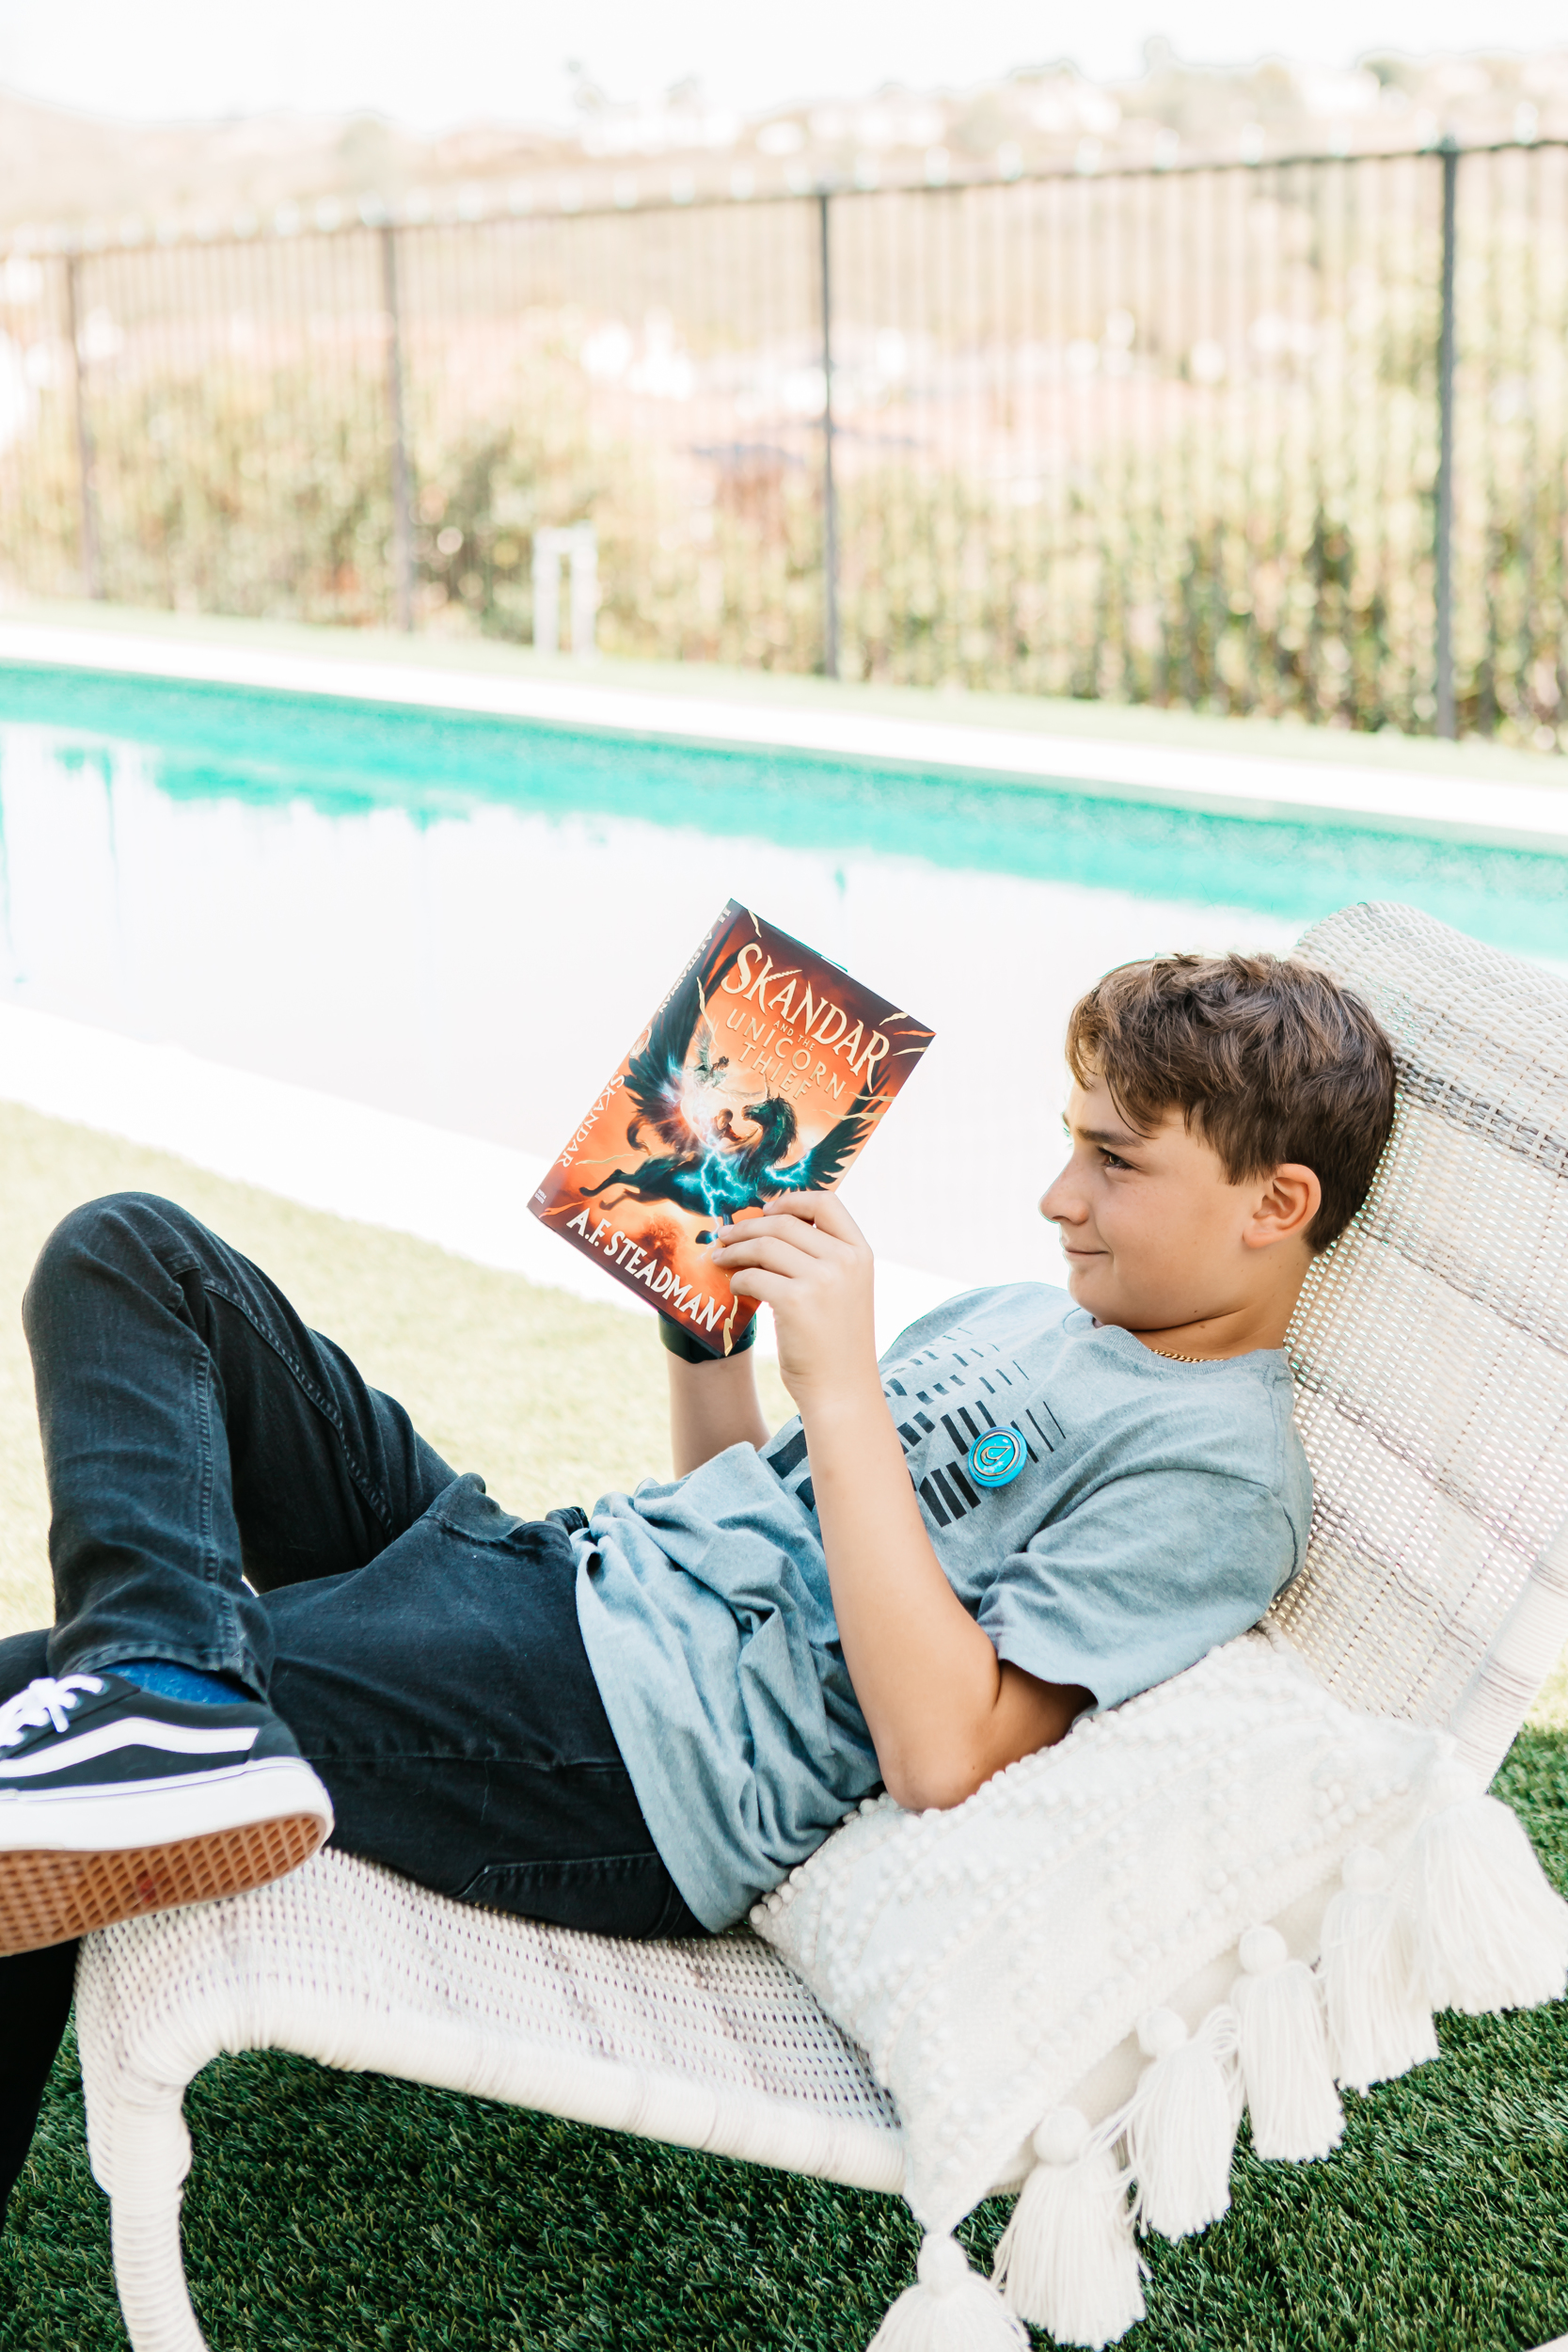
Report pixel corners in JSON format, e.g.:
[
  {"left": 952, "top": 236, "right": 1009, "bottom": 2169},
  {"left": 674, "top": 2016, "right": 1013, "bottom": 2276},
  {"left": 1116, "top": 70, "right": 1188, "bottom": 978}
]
[{"left": 0, "top": 1674, "right": 105, "bottom": 1748}]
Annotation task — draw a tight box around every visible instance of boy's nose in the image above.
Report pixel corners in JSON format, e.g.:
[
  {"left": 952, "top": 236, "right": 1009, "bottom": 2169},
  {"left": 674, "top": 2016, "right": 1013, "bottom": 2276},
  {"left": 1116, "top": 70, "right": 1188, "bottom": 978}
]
[{"left": 1039, "top": 1167, "right": 1084, "bottom": 1226}]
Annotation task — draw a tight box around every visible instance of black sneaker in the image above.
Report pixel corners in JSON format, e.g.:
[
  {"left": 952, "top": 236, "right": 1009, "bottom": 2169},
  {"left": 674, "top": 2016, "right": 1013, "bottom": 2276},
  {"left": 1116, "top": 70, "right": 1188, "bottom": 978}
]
[{"left": 0, "top": 1672, "right": 333, "bottom": 1956}]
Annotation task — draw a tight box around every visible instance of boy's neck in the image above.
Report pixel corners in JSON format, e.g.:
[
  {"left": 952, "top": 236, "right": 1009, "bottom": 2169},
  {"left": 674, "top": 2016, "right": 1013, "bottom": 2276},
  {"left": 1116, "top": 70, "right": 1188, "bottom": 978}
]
[
  {"left": 1126, "top": 1315, "right": 1278, "bottom": 1361},
  {"left": 1098, "top": 1256, "right": 1312, "bottom": 1360},
  {"left": 1122, "top": 1285, "right": 1303, "bottom": 1361}
]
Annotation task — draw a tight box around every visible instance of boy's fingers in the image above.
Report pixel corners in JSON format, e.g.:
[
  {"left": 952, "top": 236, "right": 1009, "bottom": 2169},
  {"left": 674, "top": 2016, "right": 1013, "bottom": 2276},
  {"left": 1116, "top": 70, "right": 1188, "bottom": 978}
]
[
  {"left": 738, "top": 1189, "right": 846, "bottom": 1229},
  {"left": 726, "top": 1267, "right": 788, "bottom": 1305},
  {"left": 719, "top": 1193, "right": 866, "bottom": 1249},
  {"left": 715, "top": 1234, "right": 838, "bottom": 1281},
  {"left": 713, "top": 1216, "right": 840, "bottom": 1263},
  {"left": 799, "top": 1191, "right": 866, "bottom": 1248}
]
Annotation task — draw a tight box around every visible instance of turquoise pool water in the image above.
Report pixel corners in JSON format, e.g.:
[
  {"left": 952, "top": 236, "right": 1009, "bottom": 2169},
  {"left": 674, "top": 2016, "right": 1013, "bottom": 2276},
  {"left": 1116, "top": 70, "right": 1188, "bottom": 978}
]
[
  {"left": 1, "top": 661, "right": 1563, "bottom": 1287},
  {"left": 7, "top": 665, "right": 1568, "bottom": 949}
]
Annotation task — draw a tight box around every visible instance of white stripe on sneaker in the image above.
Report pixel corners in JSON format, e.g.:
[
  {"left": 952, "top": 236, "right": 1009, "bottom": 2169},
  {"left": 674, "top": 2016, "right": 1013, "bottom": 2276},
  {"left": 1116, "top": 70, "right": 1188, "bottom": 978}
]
[
  {"left": 0, "top": 1753, "right": 334, "bottom": 1853},
  {"left": 0, "top": 1715, "right": 261, "bottom": 1779}
]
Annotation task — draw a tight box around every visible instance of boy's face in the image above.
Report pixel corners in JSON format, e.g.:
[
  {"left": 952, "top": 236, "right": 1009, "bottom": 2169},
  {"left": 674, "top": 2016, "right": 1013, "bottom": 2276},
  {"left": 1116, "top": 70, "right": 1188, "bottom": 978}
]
[{"left": 1041, "top": 1071, "right": 1299, "bottom": 1334}]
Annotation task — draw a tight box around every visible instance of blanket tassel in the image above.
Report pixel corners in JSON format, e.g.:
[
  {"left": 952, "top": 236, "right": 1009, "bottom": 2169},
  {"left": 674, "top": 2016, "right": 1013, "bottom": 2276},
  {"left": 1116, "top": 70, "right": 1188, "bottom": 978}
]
[
  {"left": 1402, "top": 1760, "right": 1568, "bottom": 2017},
  {"left": 867, "top": 2233, "right": 1026, "bottom": 2352},
  {"left": 991, "top": 2106, "right": 1145, "bottom": 2349},
  {"left": 1232, "top": 1924, "right": 1344, "bottom": 2159},
  {"left": 1123, "top": 2005, "right": 1241, "bottom": 2238},
  {"left": 1319, "top": 1844, "right": 1437, "bottom": 2090}
]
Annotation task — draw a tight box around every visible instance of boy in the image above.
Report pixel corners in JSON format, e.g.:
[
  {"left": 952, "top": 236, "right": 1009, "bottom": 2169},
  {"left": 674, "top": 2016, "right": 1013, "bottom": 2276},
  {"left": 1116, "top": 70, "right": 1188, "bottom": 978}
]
[{"left": 0, "top": 948, "right": 1396, "bottom": 2220}]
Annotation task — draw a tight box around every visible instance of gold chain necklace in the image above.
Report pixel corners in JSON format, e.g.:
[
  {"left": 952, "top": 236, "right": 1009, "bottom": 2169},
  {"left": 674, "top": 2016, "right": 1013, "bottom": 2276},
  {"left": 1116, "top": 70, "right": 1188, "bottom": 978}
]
[{"left": 1092, "top": 1320, "right": 1212, "bottom": 1364}]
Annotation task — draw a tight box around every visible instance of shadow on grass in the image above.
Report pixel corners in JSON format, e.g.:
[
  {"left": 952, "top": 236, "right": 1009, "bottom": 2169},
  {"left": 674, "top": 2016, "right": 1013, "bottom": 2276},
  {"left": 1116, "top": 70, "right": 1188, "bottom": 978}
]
[{"left": 3, "top": 1731, "right": 1565, "bottom": 2352}]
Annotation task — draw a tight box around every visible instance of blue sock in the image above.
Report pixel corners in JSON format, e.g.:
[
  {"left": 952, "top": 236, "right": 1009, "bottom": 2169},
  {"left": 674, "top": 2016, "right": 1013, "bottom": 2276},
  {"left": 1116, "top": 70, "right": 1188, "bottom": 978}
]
[{"left": 115, "top": 1660, "right": 252, "bottom": 1708}]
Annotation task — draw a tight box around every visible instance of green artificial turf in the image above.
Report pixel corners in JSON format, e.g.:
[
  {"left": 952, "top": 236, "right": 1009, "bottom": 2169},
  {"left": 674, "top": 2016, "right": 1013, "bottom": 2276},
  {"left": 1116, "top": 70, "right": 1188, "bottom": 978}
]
[{"left": 3, "top": 1733, "right": 1565, "bottom": 2352}]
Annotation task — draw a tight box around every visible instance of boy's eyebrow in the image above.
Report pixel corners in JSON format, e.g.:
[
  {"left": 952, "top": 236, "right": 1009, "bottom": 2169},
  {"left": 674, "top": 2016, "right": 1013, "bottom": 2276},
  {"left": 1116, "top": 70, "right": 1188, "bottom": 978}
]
[{"left": 1062, "top": 1113, "right": 1146, "bottom": 1150}]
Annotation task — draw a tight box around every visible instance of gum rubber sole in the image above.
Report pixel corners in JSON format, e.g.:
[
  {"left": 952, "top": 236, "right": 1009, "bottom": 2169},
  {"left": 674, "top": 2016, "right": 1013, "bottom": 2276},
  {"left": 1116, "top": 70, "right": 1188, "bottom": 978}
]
[{"left": 0, "top": 1812, "right": 326, "bottom": 1956}]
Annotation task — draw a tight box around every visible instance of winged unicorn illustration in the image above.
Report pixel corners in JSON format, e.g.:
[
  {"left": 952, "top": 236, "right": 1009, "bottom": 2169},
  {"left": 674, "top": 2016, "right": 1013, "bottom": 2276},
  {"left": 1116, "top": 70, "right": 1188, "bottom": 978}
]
[{"left": 580, "top": 941, "right": 886, "bottom": 1239}]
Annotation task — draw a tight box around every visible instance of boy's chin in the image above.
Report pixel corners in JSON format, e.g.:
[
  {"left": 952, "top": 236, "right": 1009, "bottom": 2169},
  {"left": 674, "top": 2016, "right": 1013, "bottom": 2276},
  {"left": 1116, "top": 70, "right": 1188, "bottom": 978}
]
[
  {"left": 1064, "top": 1260, "right": 1138, "bottom": 1329},
  {"left": 1063, "top": 1260, "right": 1111, "bottom": 1313}
]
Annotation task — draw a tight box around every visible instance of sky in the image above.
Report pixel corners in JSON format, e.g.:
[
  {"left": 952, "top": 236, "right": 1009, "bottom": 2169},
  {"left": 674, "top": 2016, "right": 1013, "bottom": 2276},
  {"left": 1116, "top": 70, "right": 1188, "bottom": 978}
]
[{"left": 0, "top": 0, "right": 1563, "bottom": 130}]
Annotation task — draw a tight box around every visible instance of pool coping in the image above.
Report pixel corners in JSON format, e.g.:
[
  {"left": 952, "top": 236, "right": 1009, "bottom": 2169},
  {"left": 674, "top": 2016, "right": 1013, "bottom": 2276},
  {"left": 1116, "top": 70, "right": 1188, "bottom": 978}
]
[{"left": 3, "top": 611, "right": 1568, "bottom": 856}]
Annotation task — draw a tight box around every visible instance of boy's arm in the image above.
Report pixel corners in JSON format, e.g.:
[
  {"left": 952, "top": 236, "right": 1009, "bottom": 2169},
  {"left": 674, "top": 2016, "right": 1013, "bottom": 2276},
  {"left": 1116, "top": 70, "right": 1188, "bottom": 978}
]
[
  {"left": 667, "top": 1347, "right": 770, "bottom": 1477},
  {"left": 710, "top": 1196, "right": 1090, "bottom": 1809}
]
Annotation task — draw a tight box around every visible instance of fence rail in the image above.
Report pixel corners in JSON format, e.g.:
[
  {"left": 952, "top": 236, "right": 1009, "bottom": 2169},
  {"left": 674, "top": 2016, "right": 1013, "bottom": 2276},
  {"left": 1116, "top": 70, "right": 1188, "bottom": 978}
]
[{"left": 2, "top": 141, "right": 1566, "bottom": 746}]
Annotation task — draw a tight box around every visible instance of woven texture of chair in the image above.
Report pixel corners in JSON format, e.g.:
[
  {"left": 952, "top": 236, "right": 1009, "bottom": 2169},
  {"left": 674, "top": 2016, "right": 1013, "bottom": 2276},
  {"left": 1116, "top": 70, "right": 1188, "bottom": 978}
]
[{"left": 73, "top": 900, "right": 1568, "bottom": 2352}]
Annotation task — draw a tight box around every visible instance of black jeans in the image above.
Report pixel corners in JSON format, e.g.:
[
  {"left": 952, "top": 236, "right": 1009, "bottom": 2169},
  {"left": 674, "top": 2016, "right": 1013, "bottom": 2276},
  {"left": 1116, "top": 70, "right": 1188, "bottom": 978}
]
[{"left": 1, "top": 1193, "right": 703, "bottom": 2228}]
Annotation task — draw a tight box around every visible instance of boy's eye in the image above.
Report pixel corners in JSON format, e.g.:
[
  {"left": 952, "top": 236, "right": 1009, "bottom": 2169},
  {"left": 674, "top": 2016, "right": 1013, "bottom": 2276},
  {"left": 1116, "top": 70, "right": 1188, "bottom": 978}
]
[{"left": 1100, "top": 1149, "right": 1132, "bottom": 1170}]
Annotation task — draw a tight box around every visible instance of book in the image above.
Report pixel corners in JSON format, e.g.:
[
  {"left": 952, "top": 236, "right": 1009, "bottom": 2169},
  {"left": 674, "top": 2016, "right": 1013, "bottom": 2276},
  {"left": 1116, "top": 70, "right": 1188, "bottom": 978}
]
[{"left": 529, "top": 900, "right": 935, "bottom": 1355}]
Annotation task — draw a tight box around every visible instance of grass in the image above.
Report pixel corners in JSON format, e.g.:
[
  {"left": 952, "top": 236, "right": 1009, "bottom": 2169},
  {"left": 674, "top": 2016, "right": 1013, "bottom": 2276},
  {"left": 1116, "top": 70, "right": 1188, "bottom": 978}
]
[{"left": 1, "top": 1100, "right": 1565, "bottom": 2350}]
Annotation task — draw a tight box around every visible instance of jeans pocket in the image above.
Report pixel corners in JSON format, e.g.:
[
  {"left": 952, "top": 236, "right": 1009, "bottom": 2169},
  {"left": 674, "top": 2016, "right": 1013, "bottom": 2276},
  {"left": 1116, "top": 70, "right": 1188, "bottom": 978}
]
[{"left": 457, "top": 1852, "right": 706, "bottom": 1939}]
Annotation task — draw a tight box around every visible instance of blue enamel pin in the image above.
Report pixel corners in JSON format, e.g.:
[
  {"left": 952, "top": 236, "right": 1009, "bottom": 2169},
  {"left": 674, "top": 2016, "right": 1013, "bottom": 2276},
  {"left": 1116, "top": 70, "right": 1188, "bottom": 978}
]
[{"left": 966, "top": 1426, "right": 1026, "bottom": 1488}]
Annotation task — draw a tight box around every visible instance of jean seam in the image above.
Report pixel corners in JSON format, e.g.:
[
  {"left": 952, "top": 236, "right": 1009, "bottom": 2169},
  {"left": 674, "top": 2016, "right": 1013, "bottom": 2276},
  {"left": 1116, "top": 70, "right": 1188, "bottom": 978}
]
[
  {"left": 198, "top": 1275, "right": 399, "bottom": 1538},
  {"left": 191, "top": 1330, "right": 243, "bottom": 1670}
]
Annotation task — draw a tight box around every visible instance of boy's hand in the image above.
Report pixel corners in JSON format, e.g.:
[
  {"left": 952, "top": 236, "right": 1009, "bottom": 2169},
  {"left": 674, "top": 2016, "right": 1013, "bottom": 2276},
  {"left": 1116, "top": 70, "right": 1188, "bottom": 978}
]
[{"left": 709, "top": 1193, "right": 878, "bottom": 1416}]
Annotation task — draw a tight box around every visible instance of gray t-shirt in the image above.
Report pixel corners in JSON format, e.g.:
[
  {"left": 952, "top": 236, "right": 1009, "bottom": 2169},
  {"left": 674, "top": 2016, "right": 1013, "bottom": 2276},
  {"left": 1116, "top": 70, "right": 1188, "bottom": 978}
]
[{"left": 574, "top": 1282, "right": 1311, "bottom": 1931}]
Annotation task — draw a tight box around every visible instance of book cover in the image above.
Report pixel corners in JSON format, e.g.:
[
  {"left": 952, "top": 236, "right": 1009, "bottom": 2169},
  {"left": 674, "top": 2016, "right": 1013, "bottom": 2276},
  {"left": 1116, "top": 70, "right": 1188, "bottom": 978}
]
[{"left": 529, "top": 900, "right": 934, "bottom": 1355}]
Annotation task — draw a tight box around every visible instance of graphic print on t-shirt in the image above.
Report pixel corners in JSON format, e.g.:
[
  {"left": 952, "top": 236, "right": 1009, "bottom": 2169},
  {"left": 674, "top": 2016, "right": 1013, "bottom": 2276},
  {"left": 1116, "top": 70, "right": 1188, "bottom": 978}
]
[
  {"left": 761, "top": 1319, "right": 1066, "bottom": 1533},
  {"left": 881, "top": 1327, "right": 1066, "bottom": 1530}
]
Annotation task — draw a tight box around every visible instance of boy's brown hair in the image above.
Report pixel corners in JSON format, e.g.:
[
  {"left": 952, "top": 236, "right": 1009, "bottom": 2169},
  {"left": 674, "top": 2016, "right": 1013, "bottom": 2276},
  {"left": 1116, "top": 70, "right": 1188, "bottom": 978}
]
[{"left": 1066, "top": 952, "right": 1397, "bottom": 1251}]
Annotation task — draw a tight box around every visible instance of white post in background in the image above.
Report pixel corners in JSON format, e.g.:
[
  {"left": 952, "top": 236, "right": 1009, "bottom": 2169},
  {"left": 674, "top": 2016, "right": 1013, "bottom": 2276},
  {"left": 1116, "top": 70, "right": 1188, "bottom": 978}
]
[
  {"left": 531, "top": 531, "right": 562, "bottom": 655},
  {"left": 531, "top": 524, "right": 598, "bottom": 660},
  {"left": 569, "top": 526, "right": 599, "bottom": 662}
]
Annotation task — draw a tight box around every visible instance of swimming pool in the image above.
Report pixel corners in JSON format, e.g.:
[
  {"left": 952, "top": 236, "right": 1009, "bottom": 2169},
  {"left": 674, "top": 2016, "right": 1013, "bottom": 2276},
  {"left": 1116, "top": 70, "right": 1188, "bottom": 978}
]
[{"left": 1, "top": 661, "right": 1564, "bottom": 1292}]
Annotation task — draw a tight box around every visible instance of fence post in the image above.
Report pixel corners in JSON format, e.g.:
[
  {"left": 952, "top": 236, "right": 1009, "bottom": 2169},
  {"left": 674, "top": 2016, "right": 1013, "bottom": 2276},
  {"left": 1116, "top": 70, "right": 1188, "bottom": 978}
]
[
  {"left": 63, "top": 254, "right": 103, "bottom": 600},
  {"left": 816, "top": 190, "right": 839, "bottom": 681},
  {"left": 1433, "top": 136, "right": 1459, "bottom": 739},
  {"left": 379, "top": 223, "right": 415, "bottom": 633}
]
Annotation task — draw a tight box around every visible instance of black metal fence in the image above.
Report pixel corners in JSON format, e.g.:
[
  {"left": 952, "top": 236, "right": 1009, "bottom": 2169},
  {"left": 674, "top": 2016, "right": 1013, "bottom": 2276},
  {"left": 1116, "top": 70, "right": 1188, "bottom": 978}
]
[{"left": 2, "top": 140, "right": 1566, "bottom": 746}]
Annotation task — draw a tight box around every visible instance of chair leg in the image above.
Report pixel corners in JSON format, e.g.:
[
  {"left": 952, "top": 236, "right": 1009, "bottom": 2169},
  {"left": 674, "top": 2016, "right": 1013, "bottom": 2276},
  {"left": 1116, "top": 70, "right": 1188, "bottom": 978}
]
[{"left": 103, "top": 2093, "right": 210, "bottom": 2352}]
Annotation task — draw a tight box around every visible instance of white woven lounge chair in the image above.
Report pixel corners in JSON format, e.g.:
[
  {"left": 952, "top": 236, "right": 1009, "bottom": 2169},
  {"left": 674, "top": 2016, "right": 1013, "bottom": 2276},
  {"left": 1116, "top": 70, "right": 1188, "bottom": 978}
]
[{"left": 72, "top": 899, "right": 1568, "bottom": 2352}]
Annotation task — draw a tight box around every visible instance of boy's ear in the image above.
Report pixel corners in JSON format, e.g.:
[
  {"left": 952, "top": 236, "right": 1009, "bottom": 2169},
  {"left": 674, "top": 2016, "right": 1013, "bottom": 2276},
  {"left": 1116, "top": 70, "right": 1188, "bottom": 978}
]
[{"left": 1244, "top": 1162, "right": 1322, "bottom": 1250}]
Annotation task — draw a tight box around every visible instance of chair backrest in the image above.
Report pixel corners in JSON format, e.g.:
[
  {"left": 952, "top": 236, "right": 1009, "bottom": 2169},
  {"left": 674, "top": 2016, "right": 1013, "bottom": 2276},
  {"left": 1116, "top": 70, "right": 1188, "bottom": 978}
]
[{"left": 1271, "top": 900, "right": 1568, "bottom": 1778}]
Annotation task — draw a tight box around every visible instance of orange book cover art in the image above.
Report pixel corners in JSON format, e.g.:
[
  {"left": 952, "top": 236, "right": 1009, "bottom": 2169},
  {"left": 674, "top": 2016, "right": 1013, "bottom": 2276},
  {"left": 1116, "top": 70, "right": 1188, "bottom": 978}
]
[{"left": 530, "top": 901, "right": 934, "bottom": 1355}]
